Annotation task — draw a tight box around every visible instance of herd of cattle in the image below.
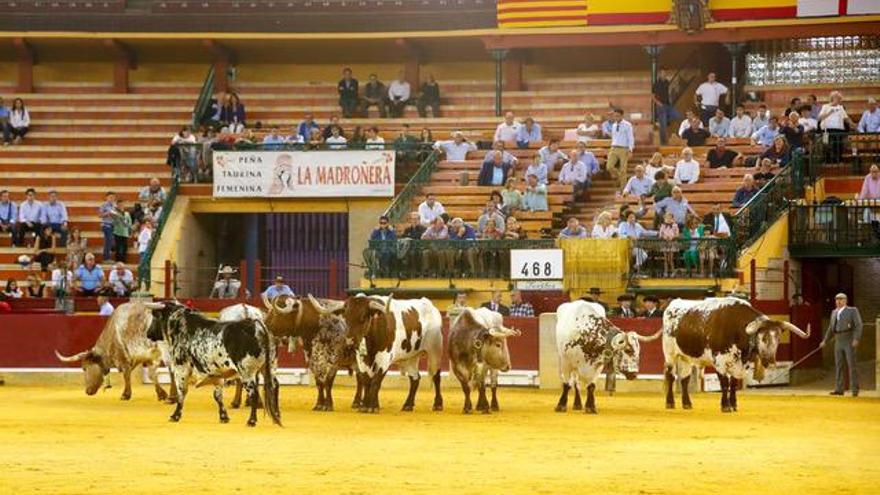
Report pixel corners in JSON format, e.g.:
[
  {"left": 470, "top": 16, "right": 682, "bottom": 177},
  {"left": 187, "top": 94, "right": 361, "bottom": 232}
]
[{"left": 55, "top": 294, "right": 810, "bottom": 426}]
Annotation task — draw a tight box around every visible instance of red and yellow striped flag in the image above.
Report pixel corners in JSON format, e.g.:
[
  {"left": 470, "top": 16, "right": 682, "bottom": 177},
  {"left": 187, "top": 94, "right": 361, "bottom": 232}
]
[{"left": 497, "top": 0, "right": 589, "bottom": 29}]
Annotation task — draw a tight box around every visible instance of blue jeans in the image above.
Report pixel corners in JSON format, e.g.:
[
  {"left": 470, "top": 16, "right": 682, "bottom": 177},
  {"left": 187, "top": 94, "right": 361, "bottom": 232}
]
[
  {"left": 656, "top": 104, "right": 682, "bottom": 144},
  {"left": 49, "top": 223, "right": 68, "bottom": 247},
  {"left": 102, "top": 224, "right": 114, "bottom": 260}
]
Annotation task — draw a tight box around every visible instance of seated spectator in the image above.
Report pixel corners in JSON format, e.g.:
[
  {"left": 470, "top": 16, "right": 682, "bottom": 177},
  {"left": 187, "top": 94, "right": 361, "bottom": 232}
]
[
  {"left": 25, "top": 272, "right": 46, "bottom": 298},
  {"left": 98, "top": 295, "right": 114, "bottom": 316},
  {"left": 617, "top": 210, "right": 654, "bottom": 269},
  {"left": 41, "top": 189, "right": 69, "bottom": 246},
  {"left": 858, "top": 164, "right": 880, "bottom": 200},
  {"left": 751, "top": 116, "right": 780, "bottom": 148},
  {"left": 558, "top": 217, "right": 587, "bottom": 239},
  {"left": 308, "top": 127, "right": 325, "bottom": 148},
  {"left": 171, "top": 127, "right": 198, "bottom": 181},
  {"left": 682, "top": 214, "right": 713, "bottom": 277},
  {"left": 525, "top": 159, "right": 549, "bottom": 186},
  {"left": 370, "top": 215, "right": 397, "bottom": 241},
  {"left": 337, "top": 68, "right": 359, "bottom": 118},
  {"left": 494, "top": 111, "right": 521, "bottom": 143},
  {"left": 219, "top": 93, "right": 245, "bottom": 133},
  {"left": 706, "top": 138, "right": 738, "bottom": 169},
  {"left": 419, "top": 128, "right": 433, "bottom": 144},
  {"left": 387, "top": 70, "right": 412, "bottom": 118},
  {"left": 481, "top": 290, "right": 509, "bottom": 316},
  {"left": 857, "top": 98, "right": 880, "bottom": 133},
  {"left": 703, "top": 203, "right": 733, "bottom": 238},
  {"left": 760, "top": 135, "right": 791, "bottom": 167},
  {"left": 477, "top": 201, "right": 505, "bottom": 235},
  {"left": 420, "top": 217, "right": 450, "bottom": 277},
  {"left": 361, "top": 74, "right": 388, "bottom": 118},
  {"left": 658, "top": 211, "right": 680, "bottom": 277},
  {"left": 731, "top": 154, "right": 747, "bottom": 167},
  {"left": 490, "top": 140, "right": 518, "bottom": 166},
  {"left": 263, "top": 276, "right": 295, "bottom": 302},
  {"left": 110, "top": 198, "right": 132, "bottom": 263},
  {"left": 449, "top": 217, "right": 477, "bottom": 240},
  {"left": 728, "top": 104, "right": 753, "bottom": 138},
  {"left": 576, "top": 114, "right": 601, "bottom": 143},
  {"left": 433, "top": 131, "right": 477, "bottom": 162},
  {"left": 644, "top": 152, "right": 673, "bottom": 180},
  {"left": 75, "top": 253, "right": 105, "bottom": 297},
  {"left": 364, "top": 126, "right": 385, "bottom": 149},
  {"left": 677, "top": 109, "right": 702, "bottom": 138},
  {"left": 33, "top": 225, "right": 56, "bottom": 272},
  {"left": 536, "top": 138, "right": 566, "bottom": 173},
  {"left": 681, "top": 116, "right": 710, "bottom": 146},
  {"left": 66, "top": 227, "right": 87, "bottom": 268},
  {"left": 558, "top": 150, "right": 589, "bottom": 201},
  {"left": 708, "top": 108, "right": 730, "bottom": 137},
  {"left": 421, "top": 216, "right": 449, "bottom": 240},
  {"left": 478, "top": 151, "right": 514, "bottom": 187},
  {"left": 9, "top": 98, "right": 29, "bottom": 145},
  {"left": 297, "top": 113, "right": 320, "bottom": 142},
  {"left": 509, "top": 290, "right": 535, "bottom": 317},
  {"left": 18, "top": 187, "right": 43, "bottom": 247},
  {"left": 504, "top": 216, "right": 526, "bottom": 239},
  {"left": 752, "top": 103, "right": 770, "bottom": 131},
  {"left": 574, "top": 141, "right": 600, "bottom": 180},
  {"left": 753, "top": 159, "right": 776, "bottom": 187},
  {"left": 732, "top": 174, "right": 759, "bottom": 208},
  {"left": 522, "top": 174, "right": 548, "bottom": 212},
  {"left": 445, "top": 292, "right": 469, "bottom": 320},
  {"left": 516, "top": 117, "right": 542, "bottom": 149},
  {"left": 285, "top": 130, "right": 305, "bottom": 145},
  {"left": 326, "top": 125, "right": 348, "bottom": 149},
  {"left": 654, "top": 186, "right": 697, "bottom": 227},
  {"left": 501, "top": 178, "right": 524, "bottom": 215},
  {"left": 418, "top": 193, "right": 445, "bottom": 226},
  {"left": 799, "top": 105, "right": 818, "bottom": 133},
  {"left": 211, "top": 265, "right": 241, "bottom": 299},
  {"left": 50, "top": 261, "right": 75, "bottom": 299},
  {"left": 591, "top": 211, "right": 617, "bottom": 238},
  {"left": 614, "top": 294, "right": 637, "bottom": 318},
  {"left": 262, "top": 126, "right": 286, "bottom": 148},
  {"left": 417, "top": 74, "right": 440, "bottom": 118},
  {"left": 0, "top": 189, "right": 18, "bottom": 247},
  {"left": 647, "top": 170, "right": 674, "bottom": 202},
  {"left": 137, "top": 218, "right": 153, "bottom": 260},
  {"left": 402, "top": 212, "right": 426, "bottom": 239},
  {"left": 780, "top": 112, "right": 805, "bottom": 150},
  {"left": 321, "top": 115, "right": 343, "bottom": 140},
  {"left": 108, "top": 262, "right": 134, "bottom": 297},
  {"left": 489, "top": 190, "right": 505, "bottom": 215},
  {"left": 138, "top": 178, "right": 166, "bottom": 210},
  {"left": 673, "top": 147, "right": 701, "bottom": 185},
  {"left": 4, "top": 279, "right": 22, "bottom": 299},
  {"left": 623, "top": 165, "right": 654, "bottom": 197},
  {"left": 785, "top": 97, "right": 803, "bottom": 117},
  {"left": 205, "top": 91, "right": 226, "bottom": 129},
  {"left": 480, "top": 220, "right": 503, "bottom": 240}
]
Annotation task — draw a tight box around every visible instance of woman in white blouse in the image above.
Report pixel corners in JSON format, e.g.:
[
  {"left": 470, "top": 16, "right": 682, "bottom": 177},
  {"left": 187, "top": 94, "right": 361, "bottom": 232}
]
[
  {"left": 591, "top": 211, "right": 617, "bottom": 238},
  {"left": 673, "top": 147, "right": 701, "bottom": 185},
  {"left": 10, "top": 98, "right": 30, "bottom": 145},
  {"left": 576, "top": 114, "right": 600, "bottom": 143}
]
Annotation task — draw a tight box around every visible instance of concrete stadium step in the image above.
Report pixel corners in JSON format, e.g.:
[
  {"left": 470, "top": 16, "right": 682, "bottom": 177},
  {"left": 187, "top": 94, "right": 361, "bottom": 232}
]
[
  {"left": 0, "top": 163, "right": 167, "bottom": 173},
  {"left": 30, "top": 111, "right": 190, "bottom": 120},
  {"left": 35, "top": 123, "right": 182, "bottom": 133},
  {"left": 0, "top": 157, "right": 160, "bottom": 165},
  {"left": 2, "top": 174, "right": 170, "bottom": 187},
  {"left": 0, "top": 248, "right": 139, "bottom": 265},
  {"left": 0, "top": 232, "right": 105, "bottom": 248},
  {"left": 25, "top": 136, "right": 171, "bottom": 146}
]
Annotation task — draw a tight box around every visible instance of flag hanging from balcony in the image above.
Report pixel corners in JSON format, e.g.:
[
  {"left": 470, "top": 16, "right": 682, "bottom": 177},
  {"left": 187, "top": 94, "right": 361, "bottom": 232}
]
[{"left": 497, "top": 0, "right": 589, "bottom": 29}]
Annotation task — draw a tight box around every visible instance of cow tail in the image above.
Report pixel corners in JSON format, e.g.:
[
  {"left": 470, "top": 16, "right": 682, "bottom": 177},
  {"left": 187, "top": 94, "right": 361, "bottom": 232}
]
[{"left": 258, "top": 321, "right": 283, "bottom": 426}]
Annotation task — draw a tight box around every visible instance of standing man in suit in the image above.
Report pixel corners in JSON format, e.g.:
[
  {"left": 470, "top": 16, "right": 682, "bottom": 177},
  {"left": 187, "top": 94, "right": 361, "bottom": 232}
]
[
  {"left": 820, "top": 293, "right": 863, "bottom": 397},
  {"left": 640, "top": 295, "right": 663, "bottom": 318},
  {"left": 481, "top": 290, "right": 510, "bottom": 316},
  {"left": 614, "top": 294, "right": 636, "bottom": 318},
  {"left": 337, "top": 67, "right": 359, "bottom": 118}
]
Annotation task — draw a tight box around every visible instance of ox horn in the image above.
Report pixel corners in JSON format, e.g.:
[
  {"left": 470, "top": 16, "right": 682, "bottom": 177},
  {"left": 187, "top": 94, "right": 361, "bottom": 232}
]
[
  {"left": 55, "top": 349, "right": 90, "bottom": 363},
  {"left": 635, "top": 328, "right": 663, "bottom": 342},
  {"left": 384, "top": 294, "right": 393, "bottom": 312},
  {"left": 611, "top": 333, "right": 627, "bottom": 350},
  {"left": 142, "top": 302, "right": 165, "bottom": 310},
  {"left": 489, "top": 326, "right": 521, "bottom": 338},
  {"left": 273, "top": 296, "right": 298, "bottom": 314},
  {"left": 307, "top": 294, "right": 331, "bottom": 315},
  {"left": 782, "top": 321, "right": 810, "bottom": 339},
  {"left": 261, "top": 295, "right": 273, "bottom": 311},
  {"left": 368, "top": 297, "right": 388, "bottom": 313}
]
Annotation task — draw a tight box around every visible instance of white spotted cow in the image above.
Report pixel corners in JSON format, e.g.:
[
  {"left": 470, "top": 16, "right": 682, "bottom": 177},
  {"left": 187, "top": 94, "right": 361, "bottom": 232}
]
[{"left": 218, "top": 303, "right": 266, "bottom": 409}]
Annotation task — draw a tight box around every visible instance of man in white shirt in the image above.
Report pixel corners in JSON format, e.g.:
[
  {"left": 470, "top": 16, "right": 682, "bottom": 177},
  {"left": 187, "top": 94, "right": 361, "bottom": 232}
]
[
  {"left": 819, "top": 91, "right": 855, "bottom": 164},
  {"left": 576, "top": 114, "right": 600, "bottom": 143},
  {"left": 364, "top": 126, "right": 385, "bottom": 150},
  {"left": 728, "top": 104, "right": 753, "bottom": 138},
  {"left": 708, "top": 109, "right": 731, "bottom": 137},
  {"left": 606, "top": 108, "right": 634, "bottom": 189},
  {"left": 97, "top": 296, "right": 114, "bottom": 316},
  {"left": 51, "top": 261, "right": 75, "bottom": 296},
  {"left": 857, "top": 97, "right": 880, "bottom": 133},
  {"left": 623, "top": 165, "right": 654, "bottom": 197},
  {"left": 558, "top": 150, "right": 588, "bottom": 200},
  {"left": 694, "top": 72, "right": 728, "bottom": 124},
  {"left": 418, "top": 193, "right": 445, "bottom": 227},
  {"left": 673, "top": 147, "right": 700, "bottom": 185},
  {"left": 433, "top": 132, "right": 477, "bottom": 162},
  {"left": 494, "top": 111, "right": 521, "bottom": 143},
  {"left": 752, "top": 104, "right": 770, "bottom": 132},
  {"left": 108, "top": 262, "right": 134, "bottom": 297},
  {"left": 137, "top": 218, "right": 153, "bottom": 259},
  {"left": 387, "top": 70, "right": 411, "bottom": 118},
  {"left": 799, "top": 106, "right": 818, "bottom": 133},
  {"left": 678, "top": 109, "right": 703, "bottom": 138}
]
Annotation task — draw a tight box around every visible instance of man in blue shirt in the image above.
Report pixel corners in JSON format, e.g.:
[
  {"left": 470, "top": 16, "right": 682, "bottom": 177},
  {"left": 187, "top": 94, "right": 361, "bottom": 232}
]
[
  {"left": 607, "top": 108, "right": 635, "bottom": 189},
  {"left": 515, "top": 117, "right": 542, "bottom": 149},
  {"left": 262, "top": 276, "right": 294, "bottom": 302},
  {"left": 369, "top": 215, "right": 397, "bottom": 276},
  {"left": 297, "top": 114, "right": 320, "bottom": 142},
  {"left": 0, "top": 189, "right": 17, "bottom": 247},
  {"left": 751, "top": 116, "right": 780, "bottom": 148},
  {"left": 857, "top": 98, "right": 880, "bottom": 133},
  {"left": 41, "top": 189, "right": 69, "bottom": 246},
  {"left": 75, "top": 253, "right": 105, "bottom": 297},
  {"left": 99, "top": 191, "right": 117, "bottom": 260}
]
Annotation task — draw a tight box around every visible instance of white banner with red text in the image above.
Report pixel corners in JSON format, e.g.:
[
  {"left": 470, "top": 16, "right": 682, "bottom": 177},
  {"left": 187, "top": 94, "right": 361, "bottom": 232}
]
[{"left": 212, "top": 150, "right": 395, "bottom": 198}]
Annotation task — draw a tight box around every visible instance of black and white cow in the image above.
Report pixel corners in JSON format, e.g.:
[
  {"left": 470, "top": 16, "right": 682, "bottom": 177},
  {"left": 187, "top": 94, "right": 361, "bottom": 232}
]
[{"left": 146, "top": 301, "right": 282, "bottom": 427}]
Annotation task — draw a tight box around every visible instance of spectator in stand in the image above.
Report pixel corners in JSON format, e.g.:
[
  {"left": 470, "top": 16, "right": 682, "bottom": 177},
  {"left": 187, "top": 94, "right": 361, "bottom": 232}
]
[
  {"left": 702, "top": 203, "right": 732, "bottom": 238},
  {"left": 751, "top": 104, "right": 770, "bottom": 132},
  {"left": 494, "top": 111, "right": 521, "bottom": 143},
  {"left": 420, "top": 217, "right": 450, "bottom": 276},
  {"left": 18, "top": 188, "right": 43, "bottom": 247},
  {"left": 857, "top": 164, "right": 880, "bottom": 200},
  {"left": 4, "top": 280, "right": 22, "bottom": 299},
  {"left": 137, "top": 218, "right": 153, "bottom": 260},
  {"left": 681, "top": 116, "right": 711, "bottom": 146},
  {"left": 558, "top": 217, "right": 587, "bottom": 239},
  {"left": 0, "top": 96, "right": 10, "bottom": 145},
  {"left": 321, "top": 115, "right": 342, "bottom": 140},
  {"left": 41, "top": 189, "right": 68, "bottom": 247},
  {"left": 504, "top": 216, "right": 526, "bottom": 239},
  {"left": 640, "top": 296, "right": 662, "bottom": 318},
  {"left": 591, "top": 211, "right": 617, "bottom": 239},
  {"left": 784, "top": 97, "right": 802, "bottom": 117},
  {"left": 622, "top": 165, "right": 654, "bottom": 197},
  {"left": 647, "top": 170, "right": 674, "bottom": 203},
  {"left": 536, "top": 138, "right": 566, "bottom": 174},
  {"left": 0, "top": 189, "right": 18, "bottom": 247},
  {"left": 728, "top": 104, "right": 753, "bottom": 138},
  {"left": 449, "top": 217, "right": 479, "bottom": 276},
  {"left": 488, "top": 190, "right": 505, "bottom": 216},
  {"left": 262, "top": 126, "right": 285, "bottom": 148},
  {"left": 205, "top": 91, "right": 227, "bottom": 129},
  {"left": 387, "top": 71, "right": 412, "bottom": 118},
  {"left": 478, "top": 151, "right": 514, "bottom": 187},
  {"left": 419, "top": 128, "right": 433, "bottom": 145},
  {"left": 480, "top": 220, "right": 503, "bottom": 242},
  {"left": 781, "top": 112, "right": 806, "bottom": 151},
  {"left": 65, "top": 227, "right": 87, "bottom": 268},
  {"left": 108, "top": 262, "right": 134, "bottom": 297},
  {"left": 819, "top": 91, "right": 855, "bottom": 164},
  {"left": 360, "top": 73, "right": 387, "bottom": 118},
  {"left": 138, "top": 178, "right": 166, "bottom": 210},
  {"left": 297, "top": 113, "right": 320, "bottom": 142},
  {"left": 417, "top": 74, "right": 441, "bottom": 118},
  {"left": 751, "top": 116, "right": 780, "bottom": 149},
  {"left": 677, "top": 109, "right": 702, "bottom": 138},
  {"left": 516, "top": 117, "right": 542, "bottom": 149},
  {"left": 33, "top": 225, "right": 56, "bottom": 271},
  {"left": 607, "top": 108, "right": 635, "bottom": 189},
  {"left": 576, "top": 114, "right": 601, "bottom": 143},
  {"left": 449, "top": 217, "right": 477, "bottom": 241},
  {"left": 681, "top": 215, "right": 711, "bottom": 277},
  {"left": 644, "top": 152, "right": 673, "bottom": 181},
  {"left": 761, "top": 135, "right": 792, "bottom": 167},
  {"left": 326, "top": 125, "right": 347, "bottom": 149},
  {"left": 806, "top": 94, "right": 821, "bottom": 120},
  {"left": 477, "top": 201, "right": 505, "bottom": 235},
  {"left": 509, "top": 290, "right": 535, "bottom": 317},
  {"left": 433, "top": 131, "right": 476, "bottom": 161},
  {"left": 402, "top": 212, "right": 426, "bottom": 239},
  {"left": 110, "top": 198, "right": 132, "bottom": 263},
  {"left": 574, "top": 141, "right": 600, "bottom": 178},
  {"left": 75, "top": 253, "right": 104, "bottom": 297},
  {"left": 614, "top": 294, "right": 637, "bottom": 318},
  {"left": 481, "top": 290, "right": 509, "bottom": 316},
  {"left": 655, "top": 187, "right": 697, "bottom": 227},
  {"left": 491, "top": 140, "right": 519, "bottom": 166},
  {"left": 364, "top": 126, "right": 385, "bottom": 149},
  {"left": 369, "top": 215, "right": 397, "bottom": 275},
  {"left": 337, "top": 67, "right": 359, "bottom": 118},
  {"left": 618, "top": 210, "right": 654, "bottom": 269},
  {"left": 220, "top": 93, "right": 245, "bottom": 133},
  {"left": 558, "top": 150, "right": 589, "bottom": 201},
  {"left": 522, "top": 174, "right": 548, "bottom": 212},
  {"left": 695, "top": 72, "right": 728, "bottom": 124},
  {"left": 25, "top": 272, "right": 46, "bottom": 298},
  {"left": 501, "top": 178, "right": 524, "bottom": 215},
  {"left": 732, "top": 174, "right": 759, "bottom": 208},
  {"left": 348, "top": 126, "right": 365, "bottom": 147},
  {"left": 653, "top": 68, "right": 681, "bottom": 145},
  {"left": 707, "top": 137, "right": 738, "bottom": 169},
  {"left": 799, "top": 105, "right": 818, "bottom": 133},
  {"left": 753, "top": 158, "right": 776, "bottom": 187},
  {"left": 171, "top": 127, "right": 198, "bottom": 181},
  {"left": 210, "top": 266, "right": 242, "bottom": 299},
  {"left": 674, "top": 147, "right": 701, "bottom": 185},
  {"left": 445, "top": 292, "right": 469, "bottom": 320},
  {"left": 418, "top": 193, "right": 445, "bottom": 227},
  {"left": 49, "top": 260, "right": 75, "bottom": 298},
  {"left": 9, "top": 98, "right": 29, "bottom": 144},
  {"left": 393, "top": 124, "right": 418, "bottom": 160},
  {"left": 708, "top": 108, "right": 731, "bottom": 137},
  {"left": 857, "top": 98, "right": 880, "bottom": 133},
  {"left": 97, "top": 295, "right": 114, "bottom": 316},
  {"left": 658, "top": 211, "right": 680, "bottom": 277}
]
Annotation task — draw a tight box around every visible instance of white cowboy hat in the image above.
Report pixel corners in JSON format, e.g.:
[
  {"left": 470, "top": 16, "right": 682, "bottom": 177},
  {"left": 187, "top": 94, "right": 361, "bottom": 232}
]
[{"left": 218, "top": 265, "right": 236, "bottom": 275}]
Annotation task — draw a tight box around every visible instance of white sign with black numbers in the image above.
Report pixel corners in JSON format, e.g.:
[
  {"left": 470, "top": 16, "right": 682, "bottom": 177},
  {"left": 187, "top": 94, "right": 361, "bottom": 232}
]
[{"left": 510, "top": 249, "right": 564, "bottom": 280}]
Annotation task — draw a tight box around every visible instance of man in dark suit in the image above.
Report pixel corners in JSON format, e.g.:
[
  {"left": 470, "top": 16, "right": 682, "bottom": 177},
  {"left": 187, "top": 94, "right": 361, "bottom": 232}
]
[
  {"left": 820, "top": 293, "right": 863, "bottom": 396},
  {"left": 477, "top": 151, "right": 513, "bottom": 187},
  {"left": 481, "top": 290, "right": 510, "bottom": 316},
  {"left": 337, "top": 67, "right": 359, "bottom": 118},
  {"left": 613, "top": 294, "right": 636, "bottom": 318},
  {"left": 640, "top": 295, "right": 663, "bottom": 318},
  {"left": 702, "top": 203, "right": 733, "bottom": 238}
]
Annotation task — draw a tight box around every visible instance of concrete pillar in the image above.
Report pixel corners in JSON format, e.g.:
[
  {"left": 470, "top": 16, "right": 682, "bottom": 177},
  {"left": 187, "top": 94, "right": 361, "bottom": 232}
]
[
  {"left": 491, "top": 49, "right": 508, "bottom": 117},
  {"left": 644, "top": 45, "right": 662, "bottom": 124},
  {"left": 723, "top": 42, "right": 747, "bottom": 110},
  {"left": 13, "top": 38, "right": 34, "bottom": 94},
  {"left": 503, "top": 51, "right": 523, "bottom": 92}
]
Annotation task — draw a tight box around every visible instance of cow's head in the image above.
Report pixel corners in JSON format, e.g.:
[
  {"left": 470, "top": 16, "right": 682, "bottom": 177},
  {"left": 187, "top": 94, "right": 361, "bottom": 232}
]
[
  {"left": 746, "top": 318, "right": 810, "bottom": 369},
  {"left": 264, "top": 295, "right": 304, "bottom": 337},
  {"left": 463, "top": 311, "right": 521, "bottom": 372},
  {"left": 145, "top": 301, "right": 186, "bottom": 342},
  {"left": 610, "top": 328, "right": 661, "bottom": 380},
  {"left": 338, "top": 294, "right": 392, "bottom": 342},
  {"left": 55, "top": 348, "right": 110, "bottom": 395}
]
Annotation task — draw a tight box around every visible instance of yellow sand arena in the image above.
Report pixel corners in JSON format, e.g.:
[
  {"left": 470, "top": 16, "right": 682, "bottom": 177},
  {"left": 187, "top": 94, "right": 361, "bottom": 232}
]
[{"left": 1, "top": 384, "right": 878, "bottom": 495}]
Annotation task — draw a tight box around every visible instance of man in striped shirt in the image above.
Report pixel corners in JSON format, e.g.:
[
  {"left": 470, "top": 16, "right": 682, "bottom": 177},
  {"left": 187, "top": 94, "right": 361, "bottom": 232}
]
[{"left": 508, "top": 289, "right": 535, "bottom": 317}]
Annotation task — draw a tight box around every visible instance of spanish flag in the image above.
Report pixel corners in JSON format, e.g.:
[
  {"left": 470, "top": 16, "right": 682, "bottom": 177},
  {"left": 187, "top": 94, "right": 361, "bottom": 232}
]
[{"left": 497, "top": 0, "right": 589, "bottom": 29}]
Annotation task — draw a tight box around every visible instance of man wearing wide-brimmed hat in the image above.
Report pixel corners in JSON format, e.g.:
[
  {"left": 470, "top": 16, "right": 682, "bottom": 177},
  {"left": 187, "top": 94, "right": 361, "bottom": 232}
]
[
  {"left": 211, "top": 265, "right": 241, "bottom": 299},
  {"left": 821, "top": 292, "right": 863, "bottom": 397}
]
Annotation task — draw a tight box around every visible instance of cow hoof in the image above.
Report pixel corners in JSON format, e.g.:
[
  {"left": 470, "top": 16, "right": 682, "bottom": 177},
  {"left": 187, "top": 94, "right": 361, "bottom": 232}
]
[
  {"left": 230, "top": 401, "right": 241, "bottom": 410},
  {"left": 165, "top": 396, "right": 179, "bottom": 405},
  {"left": 732, "top": 405, "right": 738, "bottom": 412},
  {"left": 156, "top": 390, "right": 168, "bottom": 402},
  {"left": 480, "top": 408, "right": 491, "bottom": 415},
  {"left": 463, "top": 408, "right": 472, "bottom": 414},
  {"left": 721, "top": 406, "right": 733, "bottom": 413},
  {"left": 683, "top": 403, "right": 693, "bottom": 410},
  {"left": 120, "top": 394, "right": 131, "bottom": 401},
  {"left": 585, "top": 407, "right": 598, "bottom": 414},
  {"left": 572, "top": 404, "right": 582, "bottom": 411},
  {"left": 351, "top": 402, "right": 362, "bottom": 410},
  {"left": 665, "top": 403, "right": 675, "bottom": 410},
  {"left": 554, "top": 405, "right": 567, "bottom": 413},
  {"left": 219, "top": 415, "right": 229, "bottom": 424},
  {"left": 246, "top": 420, "right": 256, "bottom": 427},
  {"left": 367, "top": 407, "right": 378, "bottom": 414},
  {"left": 401, "top": 404, "right": 414, "bottom": 412},
  {"left": 432, "top": 403, "right": 444, "bottom": 412},
  {"left": 324, "top": 405, "right": 334, "bottom": 412},
  {"left": 312, "top": 404, "right": 322, "bottom": 411},
  {"left": 491, "top": 404, "right": 499, "bottom": 412},
  {"left": 169, "top": 415, "right": 181, "bottom": 423}
]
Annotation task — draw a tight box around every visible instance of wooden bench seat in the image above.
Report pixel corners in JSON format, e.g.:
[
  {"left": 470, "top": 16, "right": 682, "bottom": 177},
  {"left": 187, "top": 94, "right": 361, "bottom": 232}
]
[{"left": 421, "top": 184, "right": 573, "bottom": 196}]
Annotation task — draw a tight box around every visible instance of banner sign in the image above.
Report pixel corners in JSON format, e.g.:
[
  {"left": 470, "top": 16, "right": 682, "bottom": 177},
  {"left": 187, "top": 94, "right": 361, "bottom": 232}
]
[{"left": 213, "top": 150, "right": 395, "bottom": 198}]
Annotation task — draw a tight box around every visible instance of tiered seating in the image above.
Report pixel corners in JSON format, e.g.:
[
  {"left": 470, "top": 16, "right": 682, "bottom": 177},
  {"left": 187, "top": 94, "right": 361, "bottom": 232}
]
[{"left": 743, "top": 84, "right": 880, "bottom": 115}]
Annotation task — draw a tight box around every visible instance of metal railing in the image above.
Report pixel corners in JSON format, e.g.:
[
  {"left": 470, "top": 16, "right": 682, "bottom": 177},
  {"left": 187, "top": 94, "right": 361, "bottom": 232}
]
[
  {"left": 136, "top": 175, "right": 180, "bottom": 291},
  {"left": 383, "top": 150, "right": 438, "bottom": 224},
  {"left": 789, "top": 199, "right": 880, "bottom": 257},
  {"left": 805, "top": 132, "right": 880, "bottom": 181},
  {"left": 732, "top": 150, "right": 802, "bottom": 249},
  {"left": 192, "top": 65, "right": 216, "bottom": 129},
  {"left": 628, "top": 237, "right": 738, "bottom": 281}
]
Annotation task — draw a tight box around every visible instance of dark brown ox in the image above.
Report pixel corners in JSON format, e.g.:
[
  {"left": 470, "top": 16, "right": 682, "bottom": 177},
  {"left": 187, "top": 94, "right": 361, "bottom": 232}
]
[
  {"left": 448, "top": 308, "right": 520, "bottom": 414},
  {"left": 55, "top": 301, "right": 176, "bottom": 402},
  {"left": 662, "top": 297, "right": 810, "bottom": 413}
]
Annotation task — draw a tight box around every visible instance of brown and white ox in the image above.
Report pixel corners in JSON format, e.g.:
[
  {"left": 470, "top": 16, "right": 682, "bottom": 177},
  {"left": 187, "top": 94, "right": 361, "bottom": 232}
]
[
  {"left": 55, "top": 301, "right": 176, "bottom": 402},
  {"left": 448, "top": 307, "right": 520, "bottom": 414},
  {"left": 328, "top": 294, "right": 444, "bottom": 413},
  {"left": 263, "top": 294, "right": 366, "bottom": 411},
  {"left": 662, "top": 297, "right": 810, "bottom": 412}
]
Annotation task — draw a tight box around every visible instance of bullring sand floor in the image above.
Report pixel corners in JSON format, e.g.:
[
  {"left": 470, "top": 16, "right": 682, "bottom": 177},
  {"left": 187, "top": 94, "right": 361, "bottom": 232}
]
[{"left": 0, "top": 384, "right": 878, "bottom": 495}]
